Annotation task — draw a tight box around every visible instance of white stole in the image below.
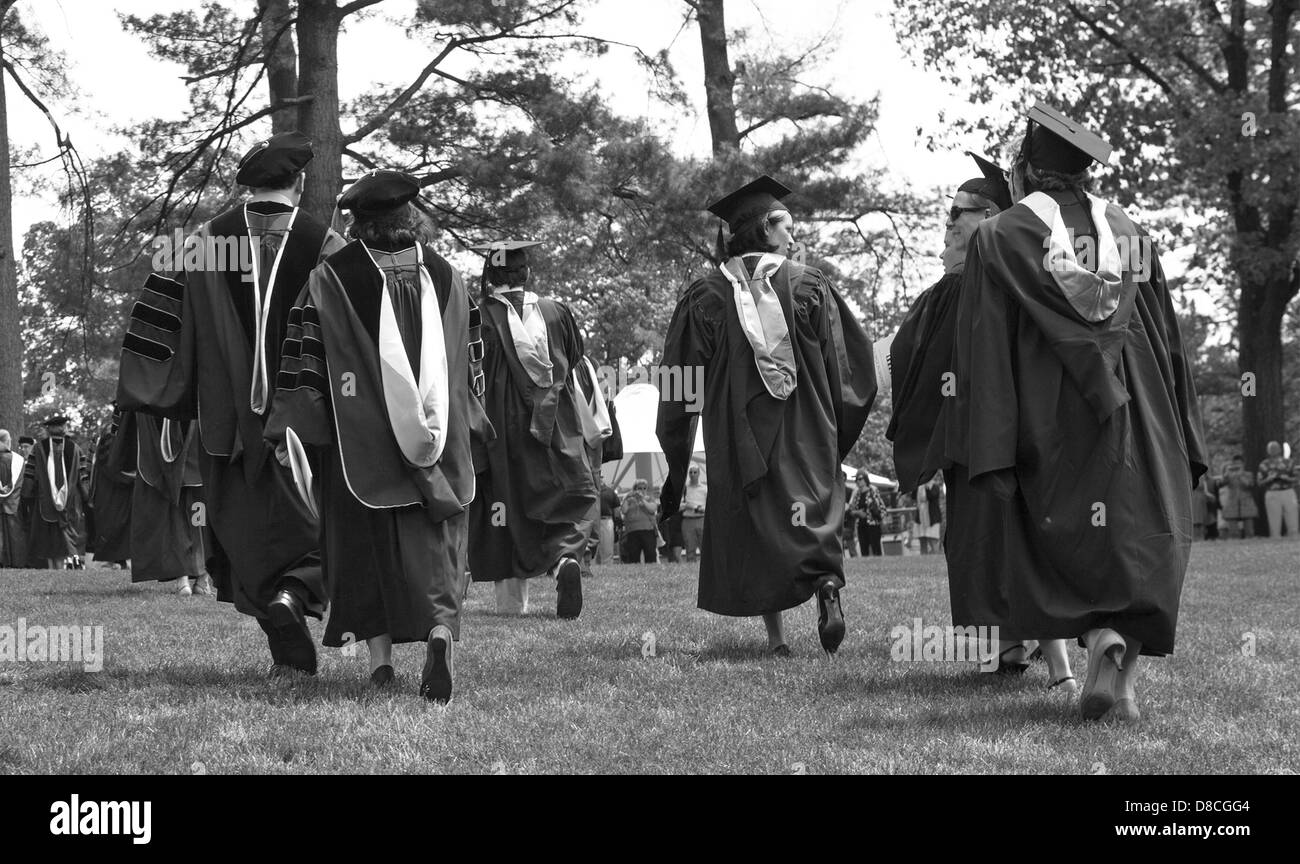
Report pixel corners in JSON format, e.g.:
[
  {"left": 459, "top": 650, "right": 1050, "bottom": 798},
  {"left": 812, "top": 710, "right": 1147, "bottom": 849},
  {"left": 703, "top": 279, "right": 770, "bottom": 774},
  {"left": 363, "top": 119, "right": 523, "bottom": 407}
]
[
  {"left": 872, "top": 333, "right": 895, "bottom": 397},
  {"left": 46, "top": 442, "right": 68, "bottom": 512},
  {"left": 572, "top": 356, "right": 613, "bottom": 446},
  {"left": 369, "top": 243, "right": 450, "bottom": 468},
  {"left": 247, "top": 204, "right": 300, "bottom": 414},
  {"left": 493, "top": 290, "right": 554, "bottom": 388},
  {"left": 719, "top": 253, "right": 797, "bottom": 400},
  {"left": 283, "top": 426, "right": 318, "bottom": 519},
  {"left": 160, "top": 419, "right": 179, "bottom": 464},
  {"left": 0, "top": 453, "right": 21, "bottom": 496},
  {"left": 1021, "top": 191, "right": 1123, "bottom": 322}
]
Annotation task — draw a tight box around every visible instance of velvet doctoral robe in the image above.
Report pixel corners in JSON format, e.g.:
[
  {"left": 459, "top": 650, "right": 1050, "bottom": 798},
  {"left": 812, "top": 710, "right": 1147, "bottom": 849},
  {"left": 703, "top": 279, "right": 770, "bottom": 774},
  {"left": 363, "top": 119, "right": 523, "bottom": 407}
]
[
  {"left": 116, "top": 200, "right": 344, "bottom": 618},
  {"left": 265, "top": 241, "right": 488, "bottom": 646}
]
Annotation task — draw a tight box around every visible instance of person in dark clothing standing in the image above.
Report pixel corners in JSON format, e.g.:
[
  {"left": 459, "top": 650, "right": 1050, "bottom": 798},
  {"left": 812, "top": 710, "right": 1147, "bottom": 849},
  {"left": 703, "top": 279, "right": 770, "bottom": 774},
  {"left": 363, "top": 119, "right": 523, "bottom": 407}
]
[
  {"left": 620, "top": 480, "right": 659, "bottom": 563},
  {"left": 849, "top": 473, "right": 885, "bottom": 556}
]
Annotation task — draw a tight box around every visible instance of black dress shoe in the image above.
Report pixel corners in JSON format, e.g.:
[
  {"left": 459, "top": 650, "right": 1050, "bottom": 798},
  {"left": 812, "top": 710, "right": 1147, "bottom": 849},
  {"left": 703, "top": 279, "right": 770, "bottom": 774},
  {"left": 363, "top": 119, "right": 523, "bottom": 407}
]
[
  {"left": 555, "top": 557, "right": 583, "bottom": 620},
  {"left": 420, "top": 626, "right": 454, "bottom": 704},
  {"left": 816, "top": 584, "right": 846, "bottom": 654},
  {"left": 772, "top": 644, "right": 792, "bottom": 658},
  {"left": 369, "top": 665, "right": 395, "bottom": 688},
  {"left": 267, "top": 589, "right": 317, "bottom": 675}
]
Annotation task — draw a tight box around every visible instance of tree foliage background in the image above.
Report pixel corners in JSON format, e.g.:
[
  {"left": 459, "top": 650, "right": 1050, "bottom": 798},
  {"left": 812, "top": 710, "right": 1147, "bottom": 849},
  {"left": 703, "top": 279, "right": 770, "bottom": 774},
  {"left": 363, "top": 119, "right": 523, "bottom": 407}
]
[{"left": 4, "top": 0, "right": 1296, "bottom": 482}]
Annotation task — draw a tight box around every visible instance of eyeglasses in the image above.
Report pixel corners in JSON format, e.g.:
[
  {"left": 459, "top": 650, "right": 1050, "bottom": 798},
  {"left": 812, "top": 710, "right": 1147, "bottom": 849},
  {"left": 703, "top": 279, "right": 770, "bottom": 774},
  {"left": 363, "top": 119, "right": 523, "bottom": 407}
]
[{"left": 948, "top": 205, "right": 988, "bottom": 225}]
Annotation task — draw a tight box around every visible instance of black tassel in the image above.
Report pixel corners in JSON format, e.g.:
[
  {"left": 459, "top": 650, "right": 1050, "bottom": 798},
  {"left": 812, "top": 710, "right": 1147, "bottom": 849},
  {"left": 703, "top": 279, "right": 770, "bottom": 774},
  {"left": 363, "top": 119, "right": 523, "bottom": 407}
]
[{"left": 714, "top": 225, "right": 727, "bottom": 263}]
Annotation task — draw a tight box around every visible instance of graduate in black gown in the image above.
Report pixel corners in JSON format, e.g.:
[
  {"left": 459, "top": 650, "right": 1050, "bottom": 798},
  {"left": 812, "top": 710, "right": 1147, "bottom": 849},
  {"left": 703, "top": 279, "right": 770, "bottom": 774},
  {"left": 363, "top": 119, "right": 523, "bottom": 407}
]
[
  {"left": 21, "top": 416, "right": 90, "bottom": 569},
  {"left": 131, "top": 416, "right": 211, "bottom": 594},
  {"left": 117, "top": 132, "right": 345, "bottom": 675},
  {"left": 0, "top": 430, "right": 27, "bottom": 568},
  {"left": 883, "top": 154, "right": 1063, "bottom": 679},
  {"left": 887, "top": 153, "right": 1010, "bottom": 495},
  {"left": 941, "top": 103, "right": 1207, "bottom": 722},
  {"left": 467, "top": 240, "right": 598, "bottom": 619},
  {"left": 87, "top": 404, "right": 134, "bottom": 567},
  {"left": 657, "top": 176, "right": 877, "bottom": 655},
  {"left": 265, "top": 170, "right": 487, "bottom": 702}
]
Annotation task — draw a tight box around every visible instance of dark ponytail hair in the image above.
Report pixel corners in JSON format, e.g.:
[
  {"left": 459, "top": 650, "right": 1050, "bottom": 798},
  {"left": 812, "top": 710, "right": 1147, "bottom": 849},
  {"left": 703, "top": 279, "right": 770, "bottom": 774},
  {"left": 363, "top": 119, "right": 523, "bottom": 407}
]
[{"left": 1015, "top": 155, "right": 1091, "bottom": 195}]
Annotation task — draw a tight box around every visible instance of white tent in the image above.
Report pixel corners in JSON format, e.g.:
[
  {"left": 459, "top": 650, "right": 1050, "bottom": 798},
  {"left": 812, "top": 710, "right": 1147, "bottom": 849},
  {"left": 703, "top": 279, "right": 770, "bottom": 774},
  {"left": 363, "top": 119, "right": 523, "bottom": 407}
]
[
  {"left": 842, "top": 463, "right": 898, "bottom": 491},
  {"left": 600, "top": 382, "right": 704, "bottom": 491},
  {"left": 600, "top": 382, "right": 897, "bottom": 494}
]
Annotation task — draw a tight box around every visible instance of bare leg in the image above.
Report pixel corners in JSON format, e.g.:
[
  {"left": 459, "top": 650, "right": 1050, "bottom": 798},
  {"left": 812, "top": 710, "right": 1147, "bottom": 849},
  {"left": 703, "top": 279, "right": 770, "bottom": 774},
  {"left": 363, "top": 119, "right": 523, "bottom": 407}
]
[
  {"left": 762, "top": 612, "right": 786, "bottom": 651},
  {"left": 1040, "top": 638, "right": 1077, "bottom": 694},
  {"left": 1111, "top": 634, "right": 1143, "bottom": 722},
  {"left": 1080, "top": 628, "right": 1126, "bottom": 720},
  {"left": 494, "top": 578, "right": 529, "bottom": 614},
  {"left": 367, "top": 634, "right": 393, "bottom": 674}
]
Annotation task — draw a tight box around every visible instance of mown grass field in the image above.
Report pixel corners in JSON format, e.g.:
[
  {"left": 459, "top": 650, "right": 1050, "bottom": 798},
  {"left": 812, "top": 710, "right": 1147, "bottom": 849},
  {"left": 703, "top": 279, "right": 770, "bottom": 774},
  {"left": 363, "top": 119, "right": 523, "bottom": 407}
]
[{"left": 0, "top": 540, "right": 1296, "bottom": 774}]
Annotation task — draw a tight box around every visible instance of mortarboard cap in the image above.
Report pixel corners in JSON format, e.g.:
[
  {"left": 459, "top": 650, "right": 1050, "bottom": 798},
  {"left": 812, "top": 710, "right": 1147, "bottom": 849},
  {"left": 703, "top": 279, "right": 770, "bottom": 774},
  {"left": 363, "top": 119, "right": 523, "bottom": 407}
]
[
  {"left": 1022, "top": 101, "right": 1112, "bottom": 174},
  {"left": 338, "top": 170, "right": 421, "bottom": 218},
  {"left": 469, "top": 239, "right": 542, "bottom": 269},
  {"left": 43, "top": 415, "right": 69, "bottom": 427},
  {"left": 958, "top": 152, "right": 1013, "bottom": 212},
  {"left": 18, "top": 436, "right": 35, "bottom": 445},
  {"left": 706, "top": 175, "right": 793, "bottom": 234},
  {"left": 235, "top": 131, "right": 314, "bottom": 188}
]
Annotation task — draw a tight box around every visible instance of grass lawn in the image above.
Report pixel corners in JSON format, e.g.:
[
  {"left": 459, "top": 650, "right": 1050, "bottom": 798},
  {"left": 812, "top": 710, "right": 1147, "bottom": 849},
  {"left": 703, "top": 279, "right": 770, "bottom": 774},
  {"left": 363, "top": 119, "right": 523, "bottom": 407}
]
[{"left": 0, "top": 539, "right": 1296, "bottom": 774}]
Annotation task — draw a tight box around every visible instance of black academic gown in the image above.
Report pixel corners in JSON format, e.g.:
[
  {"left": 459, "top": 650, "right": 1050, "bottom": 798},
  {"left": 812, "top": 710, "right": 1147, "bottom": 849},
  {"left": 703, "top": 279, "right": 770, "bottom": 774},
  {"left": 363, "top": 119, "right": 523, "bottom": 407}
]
[
  {"left": 21, "top": 437, "right": 89, "bottom": 562},
  {"left": 116, "top": 201, "right": 344, "bottom": 618},
  {"left": 265, "top": 241, "right": 487, "bottom": 646},
  {"left": 886, "top": 271, "right": 961, "bottom": 494},
  {"left": 657, "top": 258, "right": 876, "bottom": 616},
  {"left": 130, "top": 416, "right": 206, "bottom": 583},
  {"left": 468, "top": 291, "right": 598, "bottom": 582},
  {"left": 0, "top": 451, "right": 27, "bottom": 567},
  {"left": 941, "top": 197, "right": 1207, "bottom": 655},
  {"left": 88, "top": 412, "right": 134, "bottom": 563}
]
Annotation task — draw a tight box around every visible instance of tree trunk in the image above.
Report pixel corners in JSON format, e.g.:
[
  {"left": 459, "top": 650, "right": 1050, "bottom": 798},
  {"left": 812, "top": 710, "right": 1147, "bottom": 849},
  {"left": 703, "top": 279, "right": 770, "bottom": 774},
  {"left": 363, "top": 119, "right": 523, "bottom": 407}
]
[
  {"left": 1237, "top": 274, "right": 1290, "bottom": 471},
  {"left": 0, "top": 37, "right": 24, "bottom": 434},
  {"left": 694, "top": 0, "right": 740, "bottom": 154},
  {"left": 258, "top": 0, "right": 298, "bottom": 134},
  {"left": 295, "top": 0, "right": 342, "bottom": 224}
]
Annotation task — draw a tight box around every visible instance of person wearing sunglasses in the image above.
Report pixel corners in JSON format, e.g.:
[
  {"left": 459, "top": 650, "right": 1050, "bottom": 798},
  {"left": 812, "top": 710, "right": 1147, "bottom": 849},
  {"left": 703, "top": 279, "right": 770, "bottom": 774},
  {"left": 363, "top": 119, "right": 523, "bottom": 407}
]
[
  {"left": 888, "top": 151, "right": 1009, "bottom": 506},
  {"left": 942, "top": 104, "right": 1206, "bottom": 723}
]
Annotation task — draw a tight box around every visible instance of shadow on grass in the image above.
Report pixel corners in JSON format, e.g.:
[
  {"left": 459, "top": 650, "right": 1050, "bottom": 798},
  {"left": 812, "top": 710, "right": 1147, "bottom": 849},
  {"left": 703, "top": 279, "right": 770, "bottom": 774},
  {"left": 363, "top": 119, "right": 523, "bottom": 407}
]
[
  {"left": 836, "top": 665, "right": 1089, "bottom": 729},
  {"left": 41, "top": 586, "right": 161, "bottom": 599},
  {"left": 14, "top": 661, "right": 406, "bottom": 706}
]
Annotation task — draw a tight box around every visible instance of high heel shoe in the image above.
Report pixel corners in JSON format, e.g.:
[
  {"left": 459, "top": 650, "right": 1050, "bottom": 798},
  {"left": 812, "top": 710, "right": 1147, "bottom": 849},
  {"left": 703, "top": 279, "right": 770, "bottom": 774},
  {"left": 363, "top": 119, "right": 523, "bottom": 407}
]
[
  {"left": 816, "top": 584, "right": 845, "bottom": 654},
  {"left": 1046, "top": 675, "right": 1078, "bottom": 696},
  {"left": 1080, "top": 629, "right": 1125, "bottom": 720},
  {"left": 995, "top": 643, "right": 1029, "bottom": 676}
]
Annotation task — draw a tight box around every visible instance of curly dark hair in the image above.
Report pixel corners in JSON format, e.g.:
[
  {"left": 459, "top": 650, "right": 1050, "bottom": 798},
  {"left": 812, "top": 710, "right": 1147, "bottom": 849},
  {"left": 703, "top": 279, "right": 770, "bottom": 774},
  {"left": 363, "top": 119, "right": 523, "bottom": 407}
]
[
  {"left": 1016, "top": 157, "right": 1092, "bottom": 194},
  {"left": 348, "top": 202, "right": 430, "bottom": 250}
]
